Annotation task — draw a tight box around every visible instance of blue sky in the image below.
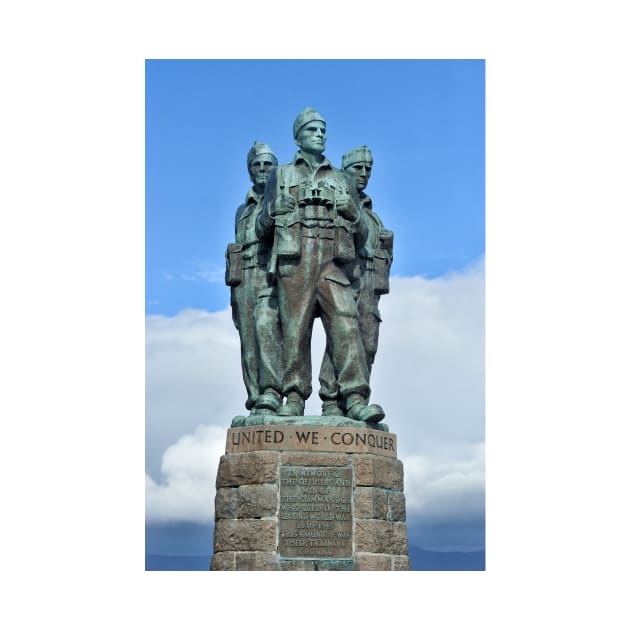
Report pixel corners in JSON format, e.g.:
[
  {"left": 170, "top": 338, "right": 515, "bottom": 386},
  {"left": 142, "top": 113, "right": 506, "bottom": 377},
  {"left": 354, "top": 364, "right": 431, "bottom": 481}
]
[
  {"left": 145, "top": 59, "right": 485, "bottom": 565},
  {"left": 146, "top": 59, "right": 484, "bottom": 315}
]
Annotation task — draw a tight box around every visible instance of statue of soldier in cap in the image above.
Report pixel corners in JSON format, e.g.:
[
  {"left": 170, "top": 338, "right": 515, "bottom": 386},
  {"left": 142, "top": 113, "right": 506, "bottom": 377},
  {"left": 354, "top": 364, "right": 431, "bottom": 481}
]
[
  {"left": 225, "top": 142, "right": 283, "bottom": 415},
  {"left": 257, "top": 108, "right": 385, "bottom": 423},
  {"left": 318, "top": 146, "right": 394, "bottom": 416}
]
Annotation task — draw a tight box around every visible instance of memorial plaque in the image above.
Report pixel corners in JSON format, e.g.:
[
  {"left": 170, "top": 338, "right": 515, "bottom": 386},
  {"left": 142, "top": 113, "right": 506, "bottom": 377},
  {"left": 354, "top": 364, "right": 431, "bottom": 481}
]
[{"left": 278, "top": 466, "right": 353, "bottom": 559}]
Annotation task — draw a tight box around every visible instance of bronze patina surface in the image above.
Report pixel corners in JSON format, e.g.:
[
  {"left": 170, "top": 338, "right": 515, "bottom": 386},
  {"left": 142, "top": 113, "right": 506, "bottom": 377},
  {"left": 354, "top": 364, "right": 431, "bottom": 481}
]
[{"left": 225, "top": 110, "right": 394, "bottom": 426}]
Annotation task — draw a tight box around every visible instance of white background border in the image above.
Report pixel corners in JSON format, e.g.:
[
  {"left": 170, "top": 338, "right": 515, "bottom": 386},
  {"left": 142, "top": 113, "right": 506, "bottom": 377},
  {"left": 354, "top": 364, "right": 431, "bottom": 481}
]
[{"left": 2, "top": 1, "right": 629, "bottom": 627}]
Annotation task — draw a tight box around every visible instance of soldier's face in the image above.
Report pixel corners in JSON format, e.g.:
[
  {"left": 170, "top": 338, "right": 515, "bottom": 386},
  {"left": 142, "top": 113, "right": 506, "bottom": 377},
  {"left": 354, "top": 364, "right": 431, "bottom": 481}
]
[
  {"left": 296, "top": 122, "right": 326, "bottom": 155},
  {"left": 248, "top": 157, "right": 275, "bottom": 187},
  {"left": 346, "top": 161, "right": 372, "bottom": 192}
]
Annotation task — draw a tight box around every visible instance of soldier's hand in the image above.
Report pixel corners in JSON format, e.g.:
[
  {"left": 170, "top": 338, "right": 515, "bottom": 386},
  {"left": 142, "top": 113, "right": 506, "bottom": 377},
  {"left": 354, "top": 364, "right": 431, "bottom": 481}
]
[
  {"left": 336, "top": 193, "right": 357, "bottom": 221},
  {"left": 272, "top": 192, "right": 295, "bottom": 216}
]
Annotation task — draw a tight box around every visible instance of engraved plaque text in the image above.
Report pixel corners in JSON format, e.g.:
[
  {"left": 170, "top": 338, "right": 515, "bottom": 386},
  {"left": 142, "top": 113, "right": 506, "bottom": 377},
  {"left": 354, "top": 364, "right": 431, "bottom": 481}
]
[{"left": 278, "top": 466, "right": 353, "bottom": 559}]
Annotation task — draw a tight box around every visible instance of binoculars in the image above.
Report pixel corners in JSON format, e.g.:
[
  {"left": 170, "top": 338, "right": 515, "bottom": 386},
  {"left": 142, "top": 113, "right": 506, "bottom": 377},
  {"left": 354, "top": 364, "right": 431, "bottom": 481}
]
[{"left": 297, "top": 182, "right": 336, "bottom": 208}]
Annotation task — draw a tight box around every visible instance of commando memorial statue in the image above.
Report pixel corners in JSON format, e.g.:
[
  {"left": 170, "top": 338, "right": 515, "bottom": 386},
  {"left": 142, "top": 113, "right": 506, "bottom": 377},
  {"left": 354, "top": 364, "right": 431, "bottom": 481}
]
[
  {"left": 225, "top": 142, "right": 283, "bottom": 416},
  {"left": 227, "top": 108, "right": 393, "bottom": 425},
  {"left": 213, "top": 109, "right": 408, "bottom": 571}
]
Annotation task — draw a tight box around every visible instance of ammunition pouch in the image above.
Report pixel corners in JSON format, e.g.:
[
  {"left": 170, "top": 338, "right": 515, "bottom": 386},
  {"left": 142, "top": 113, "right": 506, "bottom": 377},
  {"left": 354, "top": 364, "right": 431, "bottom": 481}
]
[
  {"left": 373, "top": 248, "right": 392, "bottom": 295},
  {"left": 226, "top": 242, "right": 270, "bottom": 286},
  {"left": 241, "top": 242, "right": 269, "bottom": 270},
  {"left": 274, "top": 212, "right": 301, "bottom": 258},
  {"left": 379, "top": 229, "right": 394, "bottom": 256},
  {"left": 225, "top": 243, "right": 243, "bottom": 287},
  {"left": 332, "top": 217, "right": 356, "bottom": 264},
  {"left": 373, "top": 228, "right": 393, "bottom": 294}
]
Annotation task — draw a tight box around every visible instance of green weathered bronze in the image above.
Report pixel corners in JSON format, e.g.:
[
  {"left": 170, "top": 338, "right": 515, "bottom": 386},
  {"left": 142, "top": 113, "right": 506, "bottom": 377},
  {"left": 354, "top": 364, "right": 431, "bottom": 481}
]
[
  {"left": 225, "top": 142, "right": 283, "bottom": 415},
  {"left": 258, "top": 109, "right": 386, "bottom": 423},
  {"left": 226, "top": 110, "right": 393, "bottom": 425},
  {"left": 318, "top": 145, "right": 394, "bottom": 416}
]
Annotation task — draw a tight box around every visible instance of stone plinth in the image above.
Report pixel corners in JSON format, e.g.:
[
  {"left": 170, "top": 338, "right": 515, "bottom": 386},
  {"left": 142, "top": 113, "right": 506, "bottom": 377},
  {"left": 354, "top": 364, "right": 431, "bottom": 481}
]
[{"left": 211, "top": 419, "right": 409, "bottom": 571}]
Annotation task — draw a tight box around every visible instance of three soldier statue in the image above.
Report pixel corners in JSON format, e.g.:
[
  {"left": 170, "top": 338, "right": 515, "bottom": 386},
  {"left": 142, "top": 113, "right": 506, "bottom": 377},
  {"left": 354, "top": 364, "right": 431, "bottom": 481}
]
[{"left": 225, "top": 108, "right": 394, "bottom": 424}]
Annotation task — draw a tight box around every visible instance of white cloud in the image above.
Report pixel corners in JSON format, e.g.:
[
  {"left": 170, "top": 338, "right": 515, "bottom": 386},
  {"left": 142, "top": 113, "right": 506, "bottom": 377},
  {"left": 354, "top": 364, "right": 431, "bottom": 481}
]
[
  {"left": 146, "top": 259, "right": 484, "bottom": 529},
  {"left": 403, "top": 443, "right": 485, "bottom": 522},
  {"left": 374, "top": 259, "right": 485, "bottom": 448},
  {"left": 146, "top": 424, "right": 225, "bottom": 523},
  {"left": 145, "top": 308, "right": 243, "bottom": 479}
]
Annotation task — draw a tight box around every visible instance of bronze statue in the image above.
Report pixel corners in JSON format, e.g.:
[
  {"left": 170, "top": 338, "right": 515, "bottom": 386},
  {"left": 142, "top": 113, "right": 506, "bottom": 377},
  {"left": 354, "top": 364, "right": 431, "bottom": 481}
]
[
  {"left": 256, "top": 109, "right": 385, "bottom": 423},
  {"left": 318, "top": 146, "right": 393, "bottom": 416},
  {"left": 225, "top": 142, "right": 283, "bottom": 415}
]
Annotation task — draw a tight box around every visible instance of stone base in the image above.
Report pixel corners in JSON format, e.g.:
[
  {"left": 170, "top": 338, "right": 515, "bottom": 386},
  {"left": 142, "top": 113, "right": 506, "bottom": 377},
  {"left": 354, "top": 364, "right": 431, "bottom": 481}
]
[
  {"left": 211, "top": 424, "right": 409, "bottom": 571},
  {"left": 211, "top": 551, "right": 409, "bottom": 571}
]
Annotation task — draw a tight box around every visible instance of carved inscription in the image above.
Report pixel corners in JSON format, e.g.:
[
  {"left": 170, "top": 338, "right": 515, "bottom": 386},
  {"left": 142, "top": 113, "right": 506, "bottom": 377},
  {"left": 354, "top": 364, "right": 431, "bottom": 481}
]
[
  {"left": 278, "top": 466, "right": 353, "bottom": 559},
  {"left": 226, "top": 425, "right": 397, "bottom": 457}
]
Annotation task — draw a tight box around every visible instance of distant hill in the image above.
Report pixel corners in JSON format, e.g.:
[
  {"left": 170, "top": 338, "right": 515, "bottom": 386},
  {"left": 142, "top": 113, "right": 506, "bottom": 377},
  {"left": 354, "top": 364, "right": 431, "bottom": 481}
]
[
  {"left": 146, "top": 555, "right": 210, "bottom": 571},
  {"left": 408, "top": 545, "right": 485, "bottom": 571},
  {"left": 146, "top": 548, "right": 484, "bottom": 571}
]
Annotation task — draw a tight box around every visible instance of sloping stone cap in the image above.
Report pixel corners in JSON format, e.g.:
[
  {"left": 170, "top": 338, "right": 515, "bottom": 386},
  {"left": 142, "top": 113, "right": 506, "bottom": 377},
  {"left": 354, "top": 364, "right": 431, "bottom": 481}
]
[
  {"left": 231, "top": 414, "right": 389, "bottom": 433},
  {"left": 226, "top": 424, "right": 397, "bottom": 458}
]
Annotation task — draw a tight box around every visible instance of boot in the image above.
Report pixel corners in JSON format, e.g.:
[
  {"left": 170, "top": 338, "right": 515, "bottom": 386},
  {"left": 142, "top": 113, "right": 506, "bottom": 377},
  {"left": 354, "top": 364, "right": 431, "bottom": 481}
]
[
  {"left": 278, "top": 392, "right": 305, "bottom": 417},
  {"left": 346, "top": 394, "right": 385, "bottom": 423},
  {"left": 322, "top": 400, "right": 345, "bottom": 417},
  {"left": 252, "top": 388, "right": 282, "bottom": 415}
]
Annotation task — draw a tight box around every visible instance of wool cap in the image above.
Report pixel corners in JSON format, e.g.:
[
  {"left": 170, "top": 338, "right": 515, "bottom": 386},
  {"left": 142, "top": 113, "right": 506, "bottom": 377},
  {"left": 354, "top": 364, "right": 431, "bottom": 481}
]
[
  {"left": 293, "top": 107, "right": 326, "bottom": 139},
  {"left": 342, "top": 145, "right": 373, "bottom": 169},
  {"left": 247, "top": 142, "right": 278, "bottom": 166}
]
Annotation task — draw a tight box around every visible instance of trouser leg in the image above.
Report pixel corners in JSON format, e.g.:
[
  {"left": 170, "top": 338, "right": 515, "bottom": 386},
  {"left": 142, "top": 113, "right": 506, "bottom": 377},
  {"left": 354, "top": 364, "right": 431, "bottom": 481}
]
[
  {"left": 318, "top": 344, "right": 338, "bottom": 402},
  {"left": 231, "top": 280, "right": 259, "bottom": 409},
  {"left": 357, "top": 286, "right": 381, "bottom": 374},
  {"left": 255, "top": 291, "right": 283, "bottom": 395},
  {"left": 277, "top": 256, "right": 317, "bottom": 401},
  {"left": 317, "top": 265, "right": 370, "bottom": 402}
]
